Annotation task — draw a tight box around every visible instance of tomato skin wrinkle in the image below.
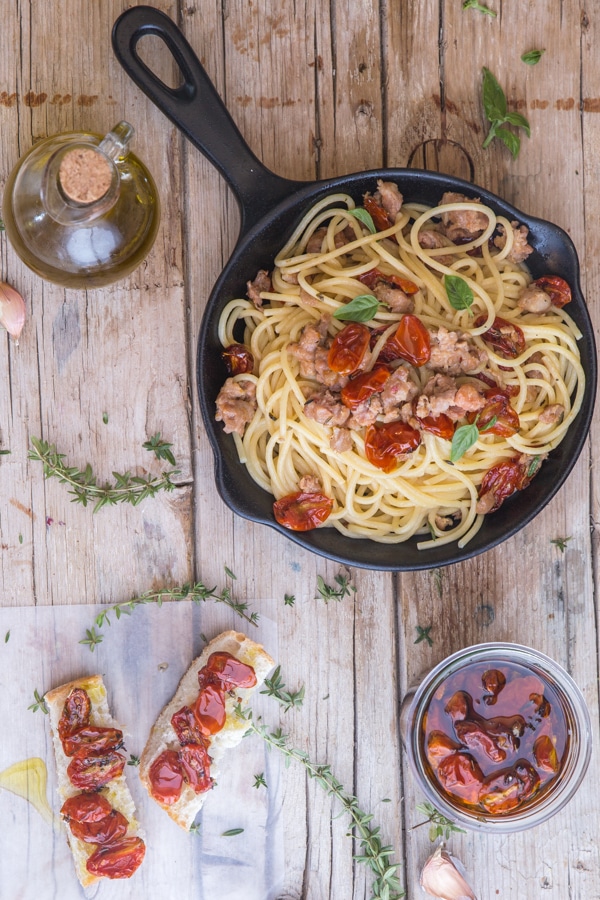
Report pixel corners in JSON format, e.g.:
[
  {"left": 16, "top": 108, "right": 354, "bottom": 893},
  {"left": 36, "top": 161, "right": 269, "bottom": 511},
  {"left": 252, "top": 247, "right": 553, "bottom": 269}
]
[
  {"left": 222, "top": 343, "right": 254, "bottom": 374},
  {"left": 62, "top": 725, "right": 124, "bottom": 757},
  {"left": 474, "top": 315, "right": 526, "bottom": 358},
  {"left": 364, "top": 421, "right": 421, "bottom": 472},
  {"left": 418, "top": 413, "right": 455, "bottom": 440},
  {"left": 61, "top": 792, "right": 113, "bottom": 824},
  {"left": 67, "top": 749, "right": 126, "bottom": 791},
  {"left": 327, "top": 322, "right": 370, "bottom": 374},
  {"left": 391, "top": 314, "right": 431, "bottom": 367},
  {"left": 206, "top": 652, "right": 257, "bottom": 690},
  {"left": 86, "top": 836, "right": 146, "bottom": 879},
  {"left": 358, "top": 267, "right": 418, "bottom": 294},
  {"left": 58, "top": 688, "right": 91, "bottom": 741},
  {"left": 69, "top": 809, "right": 129, "bottom": 845},
  {"left": 149, "top": 749, "right": 185, "bottom": 805},
  {"left": 363, "top": 195, "right": 394, "bottom": 231},
  {"left": 533, "top": 275, "right": 572, "bottom": 308},
  {"left": 273, "top": 490, "right": 334, "bottom": 531},
  {"left": 467, "top": 388, "right": 520, "bottom": 437},
  {"left": 341, "top": 364, "right": 391, "bottom": 410}
]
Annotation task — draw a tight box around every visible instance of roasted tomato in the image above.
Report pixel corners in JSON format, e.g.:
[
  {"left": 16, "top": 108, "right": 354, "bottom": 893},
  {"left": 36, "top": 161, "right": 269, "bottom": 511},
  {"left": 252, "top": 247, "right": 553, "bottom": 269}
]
[
  {"left": 206, "top": 652, "right": 257, "bottom": 690},
  {"left": 478, "top": 456, "right": 541, "bottom": 513},
  {"left": 148, "top": 749, "right": 184, "bottom": 805},
  {"left": 341, "top": 364, "right": 391, "bottom": 410},
  {"left": 533, "top": 735, "right": 560, "bottom": 774},
  {"left": 417, "top": 413, "right": 455, "bottom": 440},
  {"left": 482, "top": 669, "right": 506, "bottom": 704},
  {"left": 61, "top": 792, "right": 113, "bottom": 824},
  {"left": 273, "top": 490, "right": 334, "bottom": 531},
  {"left": 426, "top": 731, "right": 461, "bottom": 761},
  {"left": 222, "top": 343, "right": 254, "bottom": 375},
  {"left": 454, "top": 720, "right": 507, "bottom": 763},
  {"left": 389, "top": 314, "right": 431, "bottom": 367},
  {"left": 533, "top": 275, "right": 572, "bottom": 308},
  {"left": 474, "top": 315, "right": 526, "bottom": 359},
  {"left": 62, "top": 726, "right": 124, "bottom": 757},
  {"left": 364, "top": 421, "right": 421, "bottom": 472},
  {"left": 327, "top": 322, "right": 370, "bottom": 374},
  {"left": 86, "top": 836, "right": 146, "bottom": 879},
  {"left": 363, "top": 195, "right": 394, "bottom": 231},
  {"left": 194, "top": 683, "right": 227, "bottom": 736},
  {"left": 171, "top": 705, "right": 207, "bottom": 745},
  {"left": 358, "top": 268, "right": 419, "bottom": 294},
  {"left": 67, "top": 749, "right": 126, "bottom": 791},
  {"left": 58, "top": 688, "right": 91, "bottom": 742},
  {"left": 179, "top": 743, "right": 214, "bottom": 794},
  {"left": 436, "top": 752, "right": 484, "bottom": 805},
  {"left": 69, "top": 809, "right": 129, "bottom": 845},
  {"left": 467, "top": 387, "right": 520, "bottom": 437}
]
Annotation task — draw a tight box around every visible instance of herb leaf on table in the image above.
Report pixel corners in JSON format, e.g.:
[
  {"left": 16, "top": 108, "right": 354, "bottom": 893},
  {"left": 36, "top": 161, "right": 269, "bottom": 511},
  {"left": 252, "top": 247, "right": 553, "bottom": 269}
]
[{"left": 481, "top": 68, "right": 530, "bottom": 158}]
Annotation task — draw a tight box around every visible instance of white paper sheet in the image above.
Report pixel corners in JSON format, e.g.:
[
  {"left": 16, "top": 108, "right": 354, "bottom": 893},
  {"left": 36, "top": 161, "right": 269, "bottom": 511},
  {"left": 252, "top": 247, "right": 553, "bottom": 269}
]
[{"left": 0, "top": 603, "right": 284, "bottom": 900}]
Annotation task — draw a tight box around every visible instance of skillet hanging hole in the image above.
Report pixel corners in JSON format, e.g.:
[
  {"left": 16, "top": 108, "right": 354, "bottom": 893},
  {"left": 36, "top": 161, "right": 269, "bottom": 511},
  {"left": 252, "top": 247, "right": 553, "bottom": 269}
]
[
  {"left": 407, "top": 139, "right": 475, "bottom": 183},
  {"left": 135, "top": 33, "right": 187, "bottom": 92}
]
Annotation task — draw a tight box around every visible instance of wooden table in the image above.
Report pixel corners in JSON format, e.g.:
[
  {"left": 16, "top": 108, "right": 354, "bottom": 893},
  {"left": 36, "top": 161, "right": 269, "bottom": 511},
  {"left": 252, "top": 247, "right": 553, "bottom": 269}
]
[{"left": 1, "top": 2, "right": 599, "bottom": 897}]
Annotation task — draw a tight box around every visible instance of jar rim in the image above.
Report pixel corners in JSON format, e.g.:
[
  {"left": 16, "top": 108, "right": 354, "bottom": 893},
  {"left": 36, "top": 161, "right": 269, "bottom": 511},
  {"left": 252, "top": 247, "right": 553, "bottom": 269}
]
[{"left": 404, "top": 642, "right": 592, "bottom": 833}]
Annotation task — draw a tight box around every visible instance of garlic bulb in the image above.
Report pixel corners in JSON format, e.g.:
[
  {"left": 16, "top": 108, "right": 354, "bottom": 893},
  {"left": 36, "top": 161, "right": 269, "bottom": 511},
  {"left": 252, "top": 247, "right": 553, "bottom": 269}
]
[
  {"left": 420, "top": 846, "right": 478, "bottom": 900},
  {"left": 0, "top": 282, "right": 26, "bottom": 338}
]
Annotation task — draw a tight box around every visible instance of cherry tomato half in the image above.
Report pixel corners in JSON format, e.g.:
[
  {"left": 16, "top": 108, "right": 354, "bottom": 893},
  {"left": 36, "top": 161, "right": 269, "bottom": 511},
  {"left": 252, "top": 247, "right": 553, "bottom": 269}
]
[
  {"left": 327, "top": 322, "right": 370, "bottom": 375},
  {"left": 273, "top": 491, "right": 334, "bottom": 531},
  {"left": 206, "top": 652, "right": 257, "bottom": 690},
  {"left": 363, "top": 195, "right": 394, "bottom": 231},
  {"left": 389, "top": 315, "right": 431, "bottom": 367},
  {"left": 417, "top": 413, "right": 455, "bottom": 440},
  {"left": 474, "top": 315, "right": 526, "bottom": 359},
  {"left": 171, "top": 705, "right": 207, "bottom": 746},
  {"left": 478, "top": 456, "right": 540, "bottom": 513},
  {"left": 148, "top": 749, "right": 184, "bottom": 805},
  {"left": 179, "top": 743, "right": 213, "bottom": 794},
  {"left": 61, "top": 792, "right": 113, "bottom": 824},
  {"left": 69, "top": 809, "right": 129, "bottom": 845},
  {"left": 67, "top": 749, "right": 126, "bottom": 791},
  {"left": 358, "top": 268, "right": 418, "bottom": 294},
  {"left": 533, "top": 275, "right": 572, "bottom": 308},
  {"left": 58, "top": 688, "right": 91, "bottom": 742},
  {"left": 364, "top": 421, "right": 421, "bottom": 472},
  {"left": 467, "top": 388, "right": 520, "bottom": 438},
  {"left": 222, "top": 343, "right": 254, "bottom": 375},
  {"left": 86, "top": 836, "right": 146, "bottom": 879},
  {"left": 62, "top": 726, "right": 123, "bottom": 757},
  {"left": 341, "top": 364, "right": 391, "bottom": 410},
  {"left": 194, "top": 683, "right": 227, "bottom": 736}
]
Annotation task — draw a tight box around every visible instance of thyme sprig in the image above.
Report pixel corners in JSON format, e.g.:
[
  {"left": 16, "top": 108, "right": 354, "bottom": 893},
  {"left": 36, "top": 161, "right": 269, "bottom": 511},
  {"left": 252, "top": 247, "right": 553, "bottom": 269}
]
[
  {"left": 28, "top": 689, "right": 49, "bottom": 714},
  {"left": 316, "top": 572, "right": 357, "bottom": 603},
  {"left": 86, "top": 580, "right": 258, "bottom": 647},
  {"left": 236, "top": 705, "right": 403, "bottom": 900},
  {"left": 415, "top": 801, "right": 466, "bottom": 842},
  {"left": 28, "top": 436, "right": 180, "bottom": 512},
  {"left": 260, "top": 665, "right": 305, "bottom": 712},
  {"left": 80, "top": 627, "right": 103, "bottom": 651}
]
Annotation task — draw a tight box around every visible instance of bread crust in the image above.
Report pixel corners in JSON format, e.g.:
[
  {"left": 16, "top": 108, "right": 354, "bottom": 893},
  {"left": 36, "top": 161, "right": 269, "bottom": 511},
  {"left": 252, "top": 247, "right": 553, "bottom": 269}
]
[
  {"left": 45, "top": 674, "right": 142, "bottom": 888},
  {"left": 140, "top": 630, "right": 275, "bottom": 830}
]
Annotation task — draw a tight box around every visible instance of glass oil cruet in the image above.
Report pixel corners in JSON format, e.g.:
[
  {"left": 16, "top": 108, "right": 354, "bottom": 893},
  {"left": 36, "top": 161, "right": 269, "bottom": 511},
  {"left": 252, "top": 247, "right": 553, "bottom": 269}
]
[{"left": 2, "top": 121, "right": 160, "bottom": 288}]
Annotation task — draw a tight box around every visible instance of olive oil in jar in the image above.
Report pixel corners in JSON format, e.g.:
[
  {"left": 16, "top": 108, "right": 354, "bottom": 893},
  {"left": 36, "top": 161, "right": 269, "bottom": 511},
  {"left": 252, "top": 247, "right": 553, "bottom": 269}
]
[{"left": 2, "top": 121, "right": 160, "bottom": 288}]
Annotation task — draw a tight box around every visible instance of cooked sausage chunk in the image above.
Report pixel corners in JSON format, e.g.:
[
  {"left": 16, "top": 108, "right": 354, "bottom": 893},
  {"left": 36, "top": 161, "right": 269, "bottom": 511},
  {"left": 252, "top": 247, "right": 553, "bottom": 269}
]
[
  {"left": 215, "top": 378, "right": 257, "bottom": 435},
  {"left": 428, "top": 326, "right": 488, "bottom": 375},
  {"left": 246, "top": 269, "right": 272, "bottom": 309},
  {"left": 517, "top": 284, "right": 552, "bottom": 313},
  {"left": 493, "top": 221, "right": 534, "bottom": 263},
  {"left": 440, "top": 192, "right": 489, "bottom": 243}
]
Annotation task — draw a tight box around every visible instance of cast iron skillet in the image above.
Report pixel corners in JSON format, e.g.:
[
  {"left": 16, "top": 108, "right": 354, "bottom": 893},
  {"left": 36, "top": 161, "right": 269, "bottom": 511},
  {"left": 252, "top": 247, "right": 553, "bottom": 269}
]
[{"left": 112, "top": 6, "right": 597, "bottom": 571}]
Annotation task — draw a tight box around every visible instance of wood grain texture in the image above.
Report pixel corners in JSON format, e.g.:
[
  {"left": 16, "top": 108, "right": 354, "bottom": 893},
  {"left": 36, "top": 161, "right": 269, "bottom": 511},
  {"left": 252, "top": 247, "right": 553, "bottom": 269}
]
[{"left": 0, "top": 1, "right": 598, "bottom": 898}]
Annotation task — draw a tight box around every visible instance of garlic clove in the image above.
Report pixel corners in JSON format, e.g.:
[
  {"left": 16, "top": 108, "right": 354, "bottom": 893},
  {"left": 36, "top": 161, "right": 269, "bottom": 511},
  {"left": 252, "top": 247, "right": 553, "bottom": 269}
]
[
  {"left": 420, "top": 846, "right": 478, "bottom": 900},
  {"left": 0, "top": 281, "right": 26, "bottom": 338}
]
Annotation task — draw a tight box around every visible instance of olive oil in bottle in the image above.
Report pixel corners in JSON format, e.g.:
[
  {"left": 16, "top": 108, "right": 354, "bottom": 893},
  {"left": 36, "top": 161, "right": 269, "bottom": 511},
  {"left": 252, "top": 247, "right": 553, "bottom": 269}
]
[{"left": 2, "top": 121, "right": 160, "bottom": 288}]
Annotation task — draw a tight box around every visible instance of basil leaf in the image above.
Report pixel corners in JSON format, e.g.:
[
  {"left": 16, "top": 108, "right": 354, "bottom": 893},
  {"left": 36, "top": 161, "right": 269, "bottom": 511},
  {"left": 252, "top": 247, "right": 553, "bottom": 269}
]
[
  {"left": 478, "top": 415, "right": 498, "bottom": 433},
  {"left": 444, "top": 274, "right": 474, "bottom": 311},
  {"left": 450, "top": 423, "right": 480, "bottom": 462},
  {"left": 495, "top": 126, "right": 521, "bottom": 159},
  {"left": 521, "top": 49, "right": 545, "bottom": 65},
  {"left": 505, "top": 111, "right": 531, "bottom": 138},
  {"left": 463, "top": 0, "right": 497, "bottom": 15},
  {"left": 333, "top": 294, "right": 379, "bottom": 322},
  {"left": 482, "top": 68, "right": 507, "bottom": 122},
  {"left": 349, "top": 208, "right": 376, "bottom": 234}
]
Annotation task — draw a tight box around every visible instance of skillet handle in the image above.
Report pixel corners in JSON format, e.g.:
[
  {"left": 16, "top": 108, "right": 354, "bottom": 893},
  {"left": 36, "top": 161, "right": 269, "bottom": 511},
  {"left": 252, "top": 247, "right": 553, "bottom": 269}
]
[{"left": 112, "top": 5, "right": 304, "bottom": 237}]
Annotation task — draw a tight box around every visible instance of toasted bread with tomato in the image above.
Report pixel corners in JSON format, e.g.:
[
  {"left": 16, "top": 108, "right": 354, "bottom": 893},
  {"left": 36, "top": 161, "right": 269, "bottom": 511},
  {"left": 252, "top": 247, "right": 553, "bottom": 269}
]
[
  {"left": 46, "top": 675, "right": 145, "bottom": 887},
  {"left": 140, "top": 630, "right": 275, "bottom": 830}
]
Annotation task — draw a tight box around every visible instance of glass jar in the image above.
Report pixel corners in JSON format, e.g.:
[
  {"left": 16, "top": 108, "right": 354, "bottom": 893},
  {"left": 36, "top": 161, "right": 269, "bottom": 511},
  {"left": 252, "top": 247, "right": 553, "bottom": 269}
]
[
  {"left": 401, "top": 642, "right": 592, "bottom": 833},
  {"left": 2, "top": 121, "right": 160, "bottom": 288}
]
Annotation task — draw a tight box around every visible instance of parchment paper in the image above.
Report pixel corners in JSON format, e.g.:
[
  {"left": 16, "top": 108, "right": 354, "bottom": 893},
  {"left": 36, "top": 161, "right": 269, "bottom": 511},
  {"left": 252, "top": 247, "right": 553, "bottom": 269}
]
[{"left": 0, "top": 603, "right": 284, "bottom": 900}]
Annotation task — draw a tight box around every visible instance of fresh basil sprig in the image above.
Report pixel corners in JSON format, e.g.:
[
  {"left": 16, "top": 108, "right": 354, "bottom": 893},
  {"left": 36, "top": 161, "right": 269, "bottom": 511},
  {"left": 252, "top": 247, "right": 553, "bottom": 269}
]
[
  {"left": 333, "top": 294, "right": 379, "bottom": 322},
  {"left": 444, "top": 274, "right": 474, "bottom": 311},
  {"left": 450, "top": 414, "right": 498, "bottom": 462},
  {"left": 521, "top": 49, "right": 545, "bottom": 66},
  {"left": 481, "top": 67, "right": 531, "bottom": 159},
  {"left": 349, "top": 208, "right": 376, "bottom": 234}
]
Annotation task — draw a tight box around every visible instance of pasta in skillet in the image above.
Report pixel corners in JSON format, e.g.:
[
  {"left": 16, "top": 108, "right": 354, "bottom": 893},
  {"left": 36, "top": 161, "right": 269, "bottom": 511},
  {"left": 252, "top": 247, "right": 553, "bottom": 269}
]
[{"left": 214, "top": 181, "right": 584, "bottom": 548}]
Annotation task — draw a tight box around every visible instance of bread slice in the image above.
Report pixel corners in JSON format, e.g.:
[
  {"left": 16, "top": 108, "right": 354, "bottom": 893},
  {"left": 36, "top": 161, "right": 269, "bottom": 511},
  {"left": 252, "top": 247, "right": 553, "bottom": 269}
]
[
  {"left": 45, "top": 675, "right": 143, "bottom": 888},
  {"left": 140, "top": 629, "right": 275, "bottom": 830}
]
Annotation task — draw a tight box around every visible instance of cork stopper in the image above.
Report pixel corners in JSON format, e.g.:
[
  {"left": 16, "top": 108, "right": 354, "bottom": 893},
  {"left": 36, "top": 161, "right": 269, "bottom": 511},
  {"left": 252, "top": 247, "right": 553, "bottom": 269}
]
[{"left": 58, "top": 148, "right": 112, "bottom": 204}]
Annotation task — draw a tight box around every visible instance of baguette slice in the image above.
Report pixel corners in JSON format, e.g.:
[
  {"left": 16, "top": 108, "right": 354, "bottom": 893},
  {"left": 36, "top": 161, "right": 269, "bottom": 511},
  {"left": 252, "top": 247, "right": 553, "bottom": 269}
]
[
  {"left": 140, "top": 629, "right": 275, "bottom": 830},
  {"left": 45, "top": 674, "right": 143, "bottom": 888}
]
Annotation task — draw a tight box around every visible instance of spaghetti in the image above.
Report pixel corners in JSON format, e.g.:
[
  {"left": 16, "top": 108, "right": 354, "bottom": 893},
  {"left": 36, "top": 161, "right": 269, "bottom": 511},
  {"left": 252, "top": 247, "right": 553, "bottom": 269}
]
[{"left": 215, "top": 183, "right": 585, "bottom": 549}]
